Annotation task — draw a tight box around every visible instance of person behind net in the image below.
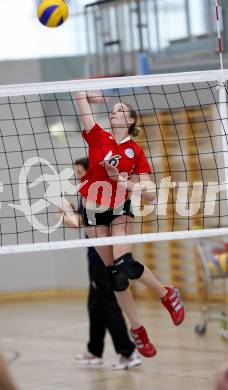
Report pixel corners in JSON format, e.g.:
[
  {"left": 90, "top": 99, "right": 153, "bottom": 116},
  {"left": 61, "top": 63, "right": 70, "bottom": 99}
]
[
  {"left": 74, "top": 91, "right": 185, "bottom": 358},
  {"left": 57, "top": 158, "right": 141, "bottom": 370}
]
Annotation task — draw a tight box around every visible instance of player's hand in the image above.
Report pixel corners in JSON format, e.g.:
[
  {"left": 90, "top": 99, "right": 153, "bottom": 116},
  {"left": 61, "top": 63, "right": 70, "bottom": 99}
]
[
  {"left": 55, "top": 207, "right": 64, "bottom": 218},
  {"left": 55, "top": 207, "right": 65, "bottom": 225},
  {"left": 87, "top": 91, "right": 110, "bottom": 104},
  {"left": 100, "top": 161, "right": 119, "bottom": 181},
  {"left": 55, "top": 204, "right": 79, "bottom": 227},
  {"left": 100, "top": 161, "right": 127, "bottom": 183},
  {"left": 75, "top": 91, "right": 109, "bottom": 104},
  {"left": 55, "top": 202, "right": 75, "bottom": 215}
]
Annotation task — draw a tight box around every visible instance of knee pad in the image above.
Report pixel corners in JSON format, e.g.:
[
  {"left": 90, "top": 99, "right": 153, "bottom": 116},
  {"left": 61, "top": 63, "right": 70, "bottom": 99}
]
[
  {"left": 107, "top": 265, "right": 129, "bottom": 292},
  {"left": 114, "top": 253, "right": 144, "bottom": 280}
]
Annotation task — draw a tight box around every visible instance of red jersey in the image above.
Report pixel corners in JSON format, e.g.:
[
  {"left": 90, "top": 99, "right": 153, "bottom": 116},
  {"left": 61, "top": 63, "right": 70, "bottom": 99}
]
[{"left": 79, "top": 123, "right": 151, "bottom": 208}]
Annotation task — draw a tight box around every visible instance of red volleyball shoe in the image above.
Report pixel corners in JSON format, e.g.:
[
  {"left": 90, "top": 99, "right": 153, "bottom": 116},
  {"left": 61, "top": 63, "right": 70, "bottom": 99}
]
[
  {"left": 161, "top": 286, "right": 185, "bottom": 326},
  {"left": 131, "top": 326, "right": 157, "bottom": 358}
]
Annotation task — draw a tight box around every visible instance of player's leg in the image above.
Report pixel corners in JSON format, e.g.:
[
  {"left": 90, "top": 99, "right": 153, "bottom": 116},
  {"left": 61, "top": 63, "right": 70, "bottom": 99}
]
[
  {"left": 111, "top": 215, "right": 166, "bottom": 297},
  {"left": 76, "top": 216, "right": 111, "bottom": 364},
  {"left": 84, "top": 224, "right": 138, "bottom": 358},
  {"left": 103, "top": 295, "right": 141, "bottom": 365},
  {"left": 75, "top": 277, "right": 105, "bottom": 366},
  {"left": 84, "top": 213, "right": 139, "bottom": 324},
  {"left": 85, "top": 225, "right": 114, "bottom": 266},
  {"left": 85, "top": 224, "right": 143, "bottom": 336},
  {"left": 95, "top": 269, "right": 135, "bottom": 358},
  {"left": 87, "top": 284, "right": 106, "bottom": 360},
  {"left": 85, "top": 243, "right": 141, "bottom": 368},
  {"left": 94, "top": 272, "right": 141, "bottom": 369},
  {"left": 107, "top": 215, "right": 156, "bottom": 358},
  {"left": 139, "top": 267, "right": 185, "bottom": 326},
  {"left": 84, "top": 210, "right": 155, "bottom": 357},
  {"left": 111, "top": 215, "right": 185, "bottom": 326},
  {"left": 90, "top": 258, "right": 141, "bottom": 369}
]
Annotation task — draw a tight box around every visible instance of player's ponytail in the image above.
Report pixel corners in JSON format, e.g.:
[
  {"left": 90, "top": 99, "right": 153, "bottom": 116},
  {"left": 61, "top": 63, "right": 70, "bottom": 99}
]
[
  {"left": 129, "top": 125, "right": 141, "bottom": 137},
  {"left": 124, "top": 103, "right": 141, "bottom": 137}
]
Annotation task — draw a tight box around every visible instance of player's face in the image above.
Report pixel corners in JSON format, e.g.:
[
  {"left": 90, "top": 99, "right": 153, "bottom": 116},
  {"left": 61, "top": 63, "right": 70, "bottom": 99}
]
[
  {"left": 110, "top": 103, "right": 134, "bottom": 130},
  {"left": 74, "top": 164, "right": 86, "bottom": 180}
]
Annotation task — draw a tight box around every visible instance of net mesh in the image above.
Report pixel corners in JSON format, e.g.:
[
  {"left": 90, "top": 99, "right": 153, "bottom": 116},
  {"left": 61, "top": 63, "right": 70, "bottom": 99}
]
[{"left": 0, "top": 70, "right": 228, "bottom": 253}]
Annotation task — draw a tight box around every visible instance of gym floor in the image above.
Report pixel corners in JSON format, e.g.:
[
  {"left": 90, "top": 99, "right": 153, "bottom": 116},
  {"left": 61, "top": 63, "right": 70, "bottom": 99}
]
[{"left": 0, "top": 299, "right": 225, "bottom": 390}]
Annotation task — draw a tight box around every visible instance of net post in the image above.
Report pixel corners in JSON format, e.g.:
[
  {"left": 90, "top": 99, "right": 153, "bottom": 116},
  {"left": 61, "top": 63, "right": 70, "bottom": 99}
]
[{"left": 218, "top": 75, "right": 228, "bottom": 211}]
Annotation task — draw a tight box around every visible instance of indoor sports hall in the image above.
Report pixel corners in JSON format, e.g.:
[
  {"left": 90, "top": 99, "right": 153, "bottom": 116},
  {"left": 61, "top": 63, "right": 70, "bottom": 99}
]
[{"left": 0, "top": 1, "right": 228, "bottom": 390}]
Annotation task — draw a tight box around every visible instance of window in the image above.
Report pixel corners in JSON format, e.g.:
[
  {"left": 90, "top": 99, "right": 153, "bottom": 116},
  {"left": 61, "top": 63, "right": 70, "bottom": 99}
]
[
  {"left": 156, "top": 0, "right": 207, "bottom": 50},
  {"left": 0, "top": 0, "right": 216, "bottom": 60},
  {"left": 0, "top": 0, "right": 92, "bottom": 60}
]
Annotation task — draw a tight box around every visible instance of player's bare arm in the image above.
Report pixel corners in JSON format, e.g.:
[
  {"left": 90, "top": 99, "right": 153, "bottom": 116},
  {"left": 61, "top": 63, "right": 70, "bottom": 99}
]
[
  {"left": 101, "top": 162, "right": 156, "bottom": 202},
  {"left": 55, "top": 205, "right": 82, "bottom": 228},
  {"left": 75, "top": 91, "right": 107, "bottom": 133}
]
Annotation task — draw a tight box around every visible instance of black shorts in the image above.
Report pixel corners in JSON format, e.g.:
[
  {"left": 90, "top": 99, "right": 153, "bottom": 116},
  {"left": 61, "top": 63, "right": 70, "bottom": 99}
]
[{"left": 82, "top": 199, "right": 134, "bottom": 227}]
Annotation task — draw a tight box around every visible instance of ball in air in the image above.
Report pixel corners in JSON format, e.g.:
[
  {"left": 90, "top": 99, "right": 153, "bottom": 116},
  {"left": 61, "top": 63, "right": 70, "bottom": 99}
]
[{"left": 37, "top": 0, "right": 69, "bottom": 28}]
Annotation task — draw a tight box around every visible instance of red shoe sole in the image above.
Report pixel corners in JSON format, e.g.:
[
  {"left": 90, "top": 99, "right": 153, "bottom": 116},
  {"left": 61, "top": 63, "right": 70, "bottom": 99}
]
[
  {"left": 138, "top": 346, "right": 157, "bottom": 358},
  {"left": 173, "top": 308, "right": 185, "bottom": 326}
]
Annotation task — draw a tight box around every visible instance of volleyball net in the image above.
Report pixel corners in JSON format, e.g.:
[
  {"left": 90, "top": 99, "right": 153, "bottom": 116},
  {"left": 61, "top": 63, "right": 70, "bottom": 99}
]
[{"left": 0, "top": 69, "right": 228, "bottom": 254}]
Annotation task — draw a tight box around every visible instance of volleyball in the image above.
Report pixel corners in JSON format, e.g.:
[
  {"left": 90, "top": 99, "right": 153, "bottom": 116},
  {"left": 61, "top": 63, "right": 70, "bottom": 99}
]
[
  {"left": 208, "top": 253, "right": 228, "bottom": 277},
  {"left": 37, "top": 0, "right": 69, "bottom": 28}
]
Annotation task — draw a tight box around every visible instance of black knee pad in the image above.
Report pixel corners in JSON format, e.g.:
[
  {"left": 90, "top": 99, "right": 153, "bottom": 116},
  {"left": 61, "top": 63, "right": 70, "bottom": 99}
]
[
  {"left": 114, "top": 253, "right": 144, "bottom": 280},
  {"left": 107, "top": 265, "right": 129, "bottom": 292}
]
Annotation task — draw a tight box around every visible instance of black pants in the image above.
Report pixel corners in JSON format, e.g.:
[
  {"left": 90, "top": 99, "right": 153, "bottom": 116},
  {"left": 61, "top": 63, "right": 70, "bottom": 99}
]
[{"left": 87, "top": 253, "right": 135, "bottom": 358}]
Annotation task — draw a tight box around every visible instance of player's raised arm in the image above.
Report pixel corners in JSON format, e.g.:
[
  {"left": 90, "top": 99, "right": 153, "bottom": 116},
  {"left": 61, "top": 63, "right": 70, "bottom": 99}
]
[{"left": 75, "top": 91, "right": 107, "bottom": 133}]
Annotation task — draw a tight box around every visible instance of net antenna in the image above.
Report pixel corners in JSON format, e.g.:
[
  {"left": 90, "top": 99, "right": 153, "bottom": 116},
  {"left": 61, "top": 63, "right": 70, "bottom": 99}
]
[{"left": 215, "top": 0, "right": 228, "bottom": 204}]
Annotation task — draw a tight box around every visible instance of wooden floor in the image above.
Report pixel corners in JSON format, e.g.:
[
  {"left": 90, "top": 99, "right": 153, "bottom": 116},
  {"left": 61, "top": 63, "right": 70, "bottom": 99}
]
[{"left": 0, "top": 298, "right": 226, "bottom": 390}]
